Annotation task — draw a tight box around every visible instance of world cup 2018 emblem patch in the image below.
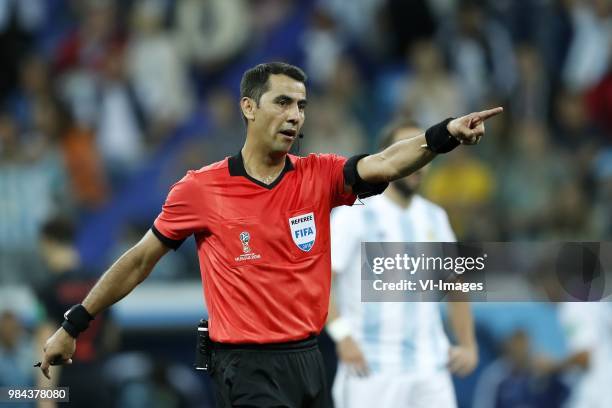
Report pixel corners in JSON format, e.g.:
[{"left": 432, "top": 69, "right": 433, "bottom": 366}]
[
  {"left": 239, "top": 231, "right": 250, "bottom": 254},
  {"left": 235, "top": 231, "right": 261, "bottom": 262},
  {"left": 289, "top": 212, "right": 316, "bottom": 252}
]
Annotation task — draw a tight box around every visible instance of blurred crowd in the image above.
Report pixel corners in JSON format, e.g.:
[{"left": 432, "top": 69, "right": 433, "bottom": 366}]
[
  {"left": 0, "top": 0, "right": 611, "bottom": 407},
  {"left": 1, "top": 0, "right": 611, "bottom": 281}
]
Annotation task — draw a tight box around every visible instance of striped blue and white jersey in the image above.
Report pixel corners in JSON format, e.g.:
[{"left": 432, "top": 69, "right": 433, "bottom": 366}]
[
  {"left": 331, "top": 194, "right": 455, "bottom": 374},
  {"left": 559, "top": 302, "right": 612, "bottom": 408}
]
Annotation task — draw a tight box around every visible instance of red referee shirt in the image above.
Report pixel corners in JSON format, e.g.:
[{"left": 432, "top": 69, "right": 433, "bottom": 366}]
[{"left": 153, "top": 152, "right": 356, "bottom": 343}]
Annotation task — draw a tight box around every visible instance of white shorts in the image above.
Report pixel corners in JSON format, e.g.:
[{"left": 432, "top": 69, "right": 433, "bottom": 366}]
[{"left": 332, "top": 363, "right": 457, "bottom": 408}]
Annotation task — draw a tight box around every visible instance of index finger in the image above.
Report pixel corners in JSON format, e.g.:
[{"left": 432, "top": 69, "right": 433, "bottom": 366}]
[
  {"left": 476, "top": 106, "right": 504, "bottom": 122},
  {"left": 40, "top": 359, "right": 51, "bottom": 379}
]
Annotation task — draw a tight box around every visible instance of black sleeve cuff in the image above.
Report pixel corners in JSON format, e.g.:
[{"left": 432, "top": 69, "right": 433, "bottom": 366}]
[
  {"left": 343, "top": 154, "right": 389, "bottom": 199},
  {"left": 151, "top": 225, "right": 185, "bottom": 250}
]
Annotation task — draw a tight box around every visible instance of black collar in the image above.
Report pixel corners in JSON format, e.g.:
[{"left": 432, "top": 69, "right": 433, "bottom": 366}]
[{"left": 228, "top": 152, "right": 294, "bottom": 189}]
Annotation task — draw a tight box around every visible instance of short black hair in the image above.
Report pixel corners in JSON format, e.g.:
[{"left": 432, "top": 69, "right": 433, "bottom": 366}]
[
  {"left": 377, "top": 118, "right": 422, "bottom": 150},
  {"left": 239, "top": 62, "right": 307, "bottom": 124},
  {"left": 41, "top": 216, "right": 75, "bottom": 244}
]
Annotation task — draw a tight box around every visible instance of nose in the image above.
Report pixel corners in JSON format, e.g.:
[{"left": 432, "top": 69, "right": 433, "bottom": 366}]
[{"left": 286, "top": 104, "right": 300, "bottom": 125}]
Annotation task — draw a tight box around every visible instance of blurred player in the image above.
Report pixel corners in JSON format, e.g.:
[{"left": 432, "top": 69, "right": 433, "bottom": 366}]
[
  {"left": 35, "top": 216, "right": 116, "bottom": 407},
  {"left": 38, "top": 62, "right": 501, "bottom": 407},
  {"left": 473, "top": 329, "right": 569, "bottom": 408},
  {"left": 0, "top": 310, "right": 34, "bottom": 388},
  {"left": 548, "top": 303, "right": 612, "bottom": 408},
  {"left": 328, "top": 119, "right": 478, "bottom": 408}
]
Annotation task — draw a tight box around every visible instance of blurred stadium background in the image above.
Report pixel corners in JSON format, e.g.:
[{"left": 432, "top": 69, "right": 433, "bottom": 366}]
[{"left": 0, "top": 0, "right": 611, "bottom": 407}]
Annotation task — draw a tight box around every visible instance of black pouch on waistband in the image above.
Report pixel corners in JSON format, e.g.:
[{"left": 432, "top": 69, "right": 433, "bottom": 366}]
[{"left": 194, "top": 319, "right": 211, "bottom": 372}]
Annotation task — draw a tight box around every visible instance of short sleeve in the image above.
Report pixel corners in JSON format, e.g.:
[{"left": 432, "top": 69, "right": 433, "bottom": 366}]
[
  {"left": 436, "top": 208, "right": 457, "bottom": 242},
  {"left": 316, "top": 154, "right": 356, "bottom": 208},
  {"left": 330, "top": 207, "right": 362, "bottom": 274},
  {"left": 153, "top": 172, "right": 205, "bottom": 249}
]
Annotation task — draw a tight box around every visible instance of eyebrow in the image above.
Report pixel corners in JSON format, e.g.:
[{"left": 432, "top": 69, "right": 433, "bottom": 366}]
[{"left": 273, "top": 95, "right": 308, "bottom": 107}]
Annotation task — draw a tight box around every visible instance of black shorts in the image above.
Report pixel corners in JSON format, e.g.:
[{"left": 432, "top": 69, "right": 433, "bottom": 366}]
[{"left": 209, "top": 336, "right": 329, "bottom": 408}]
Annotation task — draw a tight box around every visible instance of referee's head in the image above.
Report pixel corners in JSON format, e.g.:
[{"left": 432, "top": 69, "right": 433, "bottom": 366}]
[
  {"left": 239, "top": 62, "right": 308, "bottom": 154},
  {"left": 378, "top": 118, "right": 428, "bottom": 198}
]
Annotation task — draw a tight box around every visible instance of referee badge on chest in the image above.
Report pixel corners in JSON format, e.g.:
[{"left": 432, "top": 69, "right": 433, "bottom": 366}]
[{"left": 289, "top": 212, "right": 316, "bottom": 252}]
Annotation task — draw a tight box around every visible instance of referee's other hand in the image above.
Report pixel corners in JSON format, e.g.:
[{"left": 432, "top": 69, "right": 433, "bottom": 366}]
[
  {"left": 39, "top": 327, "right": 76, "bottom": 379},
  {"left": 447, "top": 107, "right": 504, "bottom": 145}
]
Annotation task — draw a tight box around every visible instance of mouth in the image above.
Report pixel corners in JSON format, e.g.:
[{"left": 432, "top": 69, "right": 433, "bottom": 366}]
[{"left": 278, "top": 129, "right": 297, "bottom": 139}]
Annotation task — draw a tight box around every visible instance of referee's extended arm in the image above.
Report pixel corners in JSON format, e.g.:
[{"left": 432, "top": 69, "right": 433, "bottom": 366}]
[
  {"left": 355, "top": 107, "right": 503, "bottom": 186},
  {"left": 39, "top": 230, "right": 169, "bottom": 379}
]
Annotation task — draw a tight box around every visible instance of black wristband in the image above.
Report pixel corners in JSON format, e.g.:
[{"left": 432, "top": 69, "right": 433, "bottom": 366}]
[
  {"left": 343, "top": 154, "right": 389, "bottom": 199},
  {"left": 62, "top": 304, "right": 93, "bottom": 338},
  {"left": 61, "top": 320, "right": 80, "bottom": 338},
  {"left": 425, "top": 118, "right": 460, "bottom": 153}
]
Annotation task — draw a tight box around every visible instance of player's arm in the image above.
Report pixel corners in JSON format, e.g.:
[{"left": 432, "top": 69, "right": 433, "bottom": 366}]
[
  {"left": 353, "top": 108, "right": 503, "bottom": 186},
  {"left": 535, "top": 305, "right": 598, "bottom": 376},
  {"left": 327, "top": 271, "right": 369, "bottom": 376},
  {"left": 534, "top": 350, "right": 590, "bottom": 377},
  {"left": 447, "top": 301, "right": 478, "bottom": 376},
  {"left": 542, "top": 350, "right": 590, "bottom": 373},
  {"left": 39, "top": 230, "right": 169, "bottom": 379}
]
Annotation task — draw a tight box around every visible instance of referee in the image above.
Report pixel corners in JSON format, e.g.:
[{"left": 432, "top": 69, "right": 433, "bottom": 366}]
[{"left": 39, "top": 62, "right": 502, "bottom": 407}]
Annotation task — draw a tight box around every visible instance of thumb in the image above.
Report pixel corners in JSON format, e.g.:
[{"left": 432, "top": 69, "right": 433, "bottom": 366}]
[{"left": 468, "top": 116, "right": 478, "bottom": 129}]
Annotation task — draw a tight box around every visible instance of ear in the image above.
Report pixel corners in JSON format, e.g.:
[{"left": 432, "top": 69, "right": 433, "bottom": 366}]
[{"left": 240, "top": 97, "right": 256, "bottom": 122}]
